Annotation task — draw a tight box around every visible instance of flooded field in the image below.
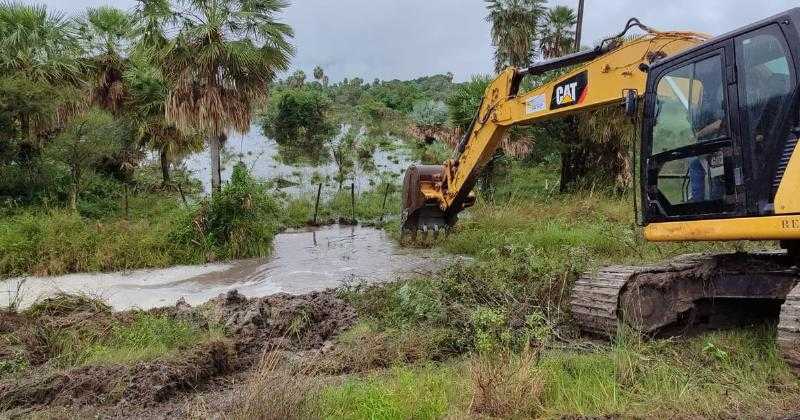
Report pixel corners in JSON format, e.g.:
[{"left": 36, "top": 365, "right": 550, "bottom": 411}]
[
  {"left": 184, "top": 125, "right": 411, "bottom": 195},
  {"left": 1, "top": 225, "right": 454, "bottom": 311}
]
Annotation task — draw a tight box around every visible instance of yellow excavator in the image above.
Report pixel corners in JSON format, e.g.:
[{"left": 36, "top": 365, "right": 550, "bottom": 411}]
[{"left": 401, "top": 9, "right": 800, "bottom": 364}]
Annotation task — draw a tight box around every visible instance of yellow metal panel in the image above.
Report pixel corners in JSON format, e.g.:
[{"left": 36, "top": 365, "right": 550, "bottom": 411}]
[
  {"left": 775, "top": 142, "right": 800, "bottom": 214},
  {"left": 644, "top": 215, "right": 800, "bottom": 241}
]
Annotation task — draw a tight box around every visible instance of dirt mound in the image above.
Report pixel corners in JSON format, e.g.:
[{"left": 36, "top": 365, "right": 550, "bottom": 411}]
[
  {"left": 0, "top": 289, "right": 355, "bottom": 415},
  {"left": 1, "top": 341, "right": 231, "bottom": 414}
]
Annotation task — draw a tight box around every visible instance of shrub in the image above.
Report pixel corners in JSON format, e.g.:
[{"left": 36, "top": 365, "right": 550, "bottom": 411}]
[
  {"left": 179, "top": 163, "right": 280, "bottom": 260},
  {"left": 409, "top": 99, "right": 448, "bottom": 128}
]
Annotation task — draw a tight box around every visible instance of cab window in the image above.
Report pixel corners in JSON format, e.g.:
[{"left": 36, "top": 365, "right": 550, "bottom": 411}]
[
  {"left": 650, "top": 54, "right": 730, "bottom": 211},
  {"left": 652, "top": 55, "right": 728, "bottom": 154},
  {"left": 736, "top": 25, "right": 795, "bottom": 156}
]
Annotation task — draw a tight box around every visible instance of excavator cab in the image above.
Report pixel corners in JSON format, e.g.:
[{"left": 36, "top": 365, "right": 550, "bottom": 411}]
[{"left": 641, "top": 9, "right": 800, "bottom": 244}]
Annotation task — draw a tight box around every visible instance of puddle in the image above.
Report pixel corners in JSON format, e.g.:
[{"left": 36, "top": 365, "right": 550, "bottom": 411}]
[{"left": 1, "top": 225, "right": 454, "bottom": 311}]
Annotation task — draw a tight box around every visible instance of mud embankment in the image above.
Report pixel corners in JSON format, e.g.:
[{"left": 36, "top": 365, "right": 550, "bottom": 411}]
[{"left": 0, "top": 289, "right": 355, "bottom": 418}]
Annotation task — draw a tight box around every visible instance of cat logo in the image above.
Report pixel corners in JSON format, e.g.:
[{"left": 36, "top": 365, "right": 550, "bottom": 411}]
[
  {"left": 550, "top": 71, "right": 588, "bottom": 110},
  {"left": 555, "top": 83, "right": 577, "bottom": 105}
]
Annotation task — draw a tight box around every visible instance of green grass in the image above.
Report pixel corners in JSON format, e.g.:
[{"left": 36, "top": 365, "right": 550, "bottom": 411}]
[
  {"left": 8, "top": 299, "right": 221, "bottom": 372},
  {"left": 314, "top": 327, "right": 799, "bottom": 419},
  {"left": 279, "top": 183, "right": 402, "bottom": 228},
  {"left": 539, "top": 327, "right": 798, "bottom": 417},
  {"left": 316, "top": 364, "right": 468, "bottom": 420},
  {"left": 0, "top": 165, "right": 282, "bottom": 276},
  {"left": 0, "top": 199, "right": 206, "bottom": 277},
  {"left": 322, "top": 161, "right": 795, "bottom": 418},
  {"left": 0, "top": 203, "right": 193, "bottom": 276},
  {"left": 82, "top": 313, "right": 223, "bottom": 365}
]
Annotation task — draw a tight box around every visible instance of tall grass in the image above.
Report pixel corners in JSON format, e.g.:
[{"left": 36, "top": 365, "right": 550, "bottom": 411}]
[
  {"left": 316, "top": 364, "right": 468, "bottom": 420},
  {"left": 0, "top": 165, "right": 284, "bottom": 276},
  {"left": 83, "top": 313, "right": 222, "bottom": 365},
  {"left": 313, "top": 327, "right": 799, "bottom": 418},
  {"left": 0, "top": 205, "right": 197, "bottom": 277}
]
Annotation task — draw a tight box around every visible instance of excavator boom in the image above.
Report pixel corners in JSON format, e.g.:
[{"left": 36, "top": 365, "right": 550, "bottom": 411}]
[{"left": 402, "top": 21, "right": 708, "bottom": 231}]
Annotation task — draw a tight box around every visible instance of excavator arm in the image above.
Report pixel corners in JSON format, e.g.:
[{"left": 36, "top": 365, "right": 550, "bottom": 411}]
[{"left": 402, "top": 20, "right": 708, "bottom": 232}]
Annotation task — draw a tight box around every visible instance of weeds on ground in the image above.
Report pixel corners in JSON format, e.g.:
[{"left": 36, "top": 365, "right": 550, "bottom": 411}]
[
  {"left": 12, "top": 294, "right": 219, "bottom": 371},
  {"left": 311, "top": 321, "right": 452, "bottom": 374},
  {"left": 82, "top": 314, "right": 222, "bottom": 365},
  {"left": 228, "top": 351, "right": 319, "bottom": 420},
  {"left": 0, "top": 164, "right": 284, "bottom": 276},
  {"left": 24, "top": 293, "right": 111, "bottom": 318},
  {"left": 469, "top": 348, "right": 544, "bottom": 418},
  {"left": 316, "top": 363, "right": 468, "bottom": 420}
]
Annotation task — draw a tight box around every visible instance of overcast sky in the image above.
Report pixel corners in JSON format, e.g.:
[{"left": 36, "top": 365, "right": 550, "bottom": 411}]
[{"left": 40, "top": 0, "right": 799, "bottom": 82}]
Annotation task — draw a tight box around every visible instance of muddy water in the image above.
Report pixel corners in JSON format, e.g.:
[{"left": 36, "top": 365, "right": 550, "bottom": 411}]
[{"left": 1, "top": 225, "right": 453, "bottom": 311}]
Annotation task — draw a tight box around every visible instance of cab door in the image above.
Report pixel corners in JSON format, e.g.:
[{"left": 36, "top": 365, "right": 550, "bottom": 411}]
[
  {"left": 734, "top": 23, "right": 798, "bottom": 215},
  {"left": 642, "top": 44, "right": 745, "bottom": 223}
]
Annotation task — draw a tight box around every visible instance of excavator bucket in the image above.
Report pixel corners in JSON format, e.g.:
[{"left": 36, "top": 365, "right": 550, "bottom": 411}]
[{"left": 400, "top": 164, "right": 452, "bottom": 232}]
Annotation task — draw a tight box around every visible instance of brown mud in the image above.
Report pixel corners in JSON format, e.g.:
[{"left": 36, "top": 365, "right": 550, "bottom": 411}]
[{"left": 0, "top": 289, "right": 356, "bottom": 419}]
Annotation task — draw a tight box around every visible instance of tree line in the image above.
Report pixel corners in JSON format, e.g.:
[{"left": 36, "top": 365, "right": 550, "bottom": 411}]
[{"left": 0, "top": 0, "right": 294, "bottom": 211}]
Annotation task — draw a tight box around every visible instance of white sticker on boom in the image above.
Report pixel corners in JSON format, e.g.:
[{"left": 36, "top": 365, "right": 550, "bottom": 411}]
[{"left": 526, "top": 94, "right": 546, "bottom": 114}]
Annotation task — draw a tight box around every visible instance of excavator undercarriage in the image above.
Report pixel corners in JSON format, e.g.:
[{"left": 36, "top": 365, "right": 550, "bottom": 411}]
[{"left": 572, "top": 251, "right": 800, "bottom": 367}]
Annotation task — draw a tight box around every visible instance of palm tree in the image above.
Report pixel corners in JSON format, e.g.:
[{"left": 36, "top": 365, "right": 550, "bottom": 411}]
[
  {"left": 158, "top": 0, "right": 294, "bottom": 193},
  {"left": 540, "top": 5, "right": 577, "bottom": 59},
  {"left": 313, "top": 65, "right": 324, "bottom": 83},
  {"left": 125, "top": 59, "right": 202, "bottom": 185},
  {"left": 288, "top": 69, "right": 306, "bottom": 87},
  {"left": 0, "top": 2, "right": 84, "bottom": 84},
  {"left": 78, "top": 6, "right": 136, "bottom": 114},
  {"left": 485, "top": 0, "right": 546, "bottom": 73}
]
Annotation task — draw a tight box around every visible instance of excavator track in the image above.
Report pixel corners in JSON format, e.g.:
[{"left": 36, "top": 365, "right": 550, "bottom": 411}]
[
  {"left": 778, "top": 283, "right": 800, "bottom": 370},
  {"left": 571, "top": 252, "right": 800, "bottom": 367},
  {"left": 571, "top": 266, "right": 640, "bottom": 337}
]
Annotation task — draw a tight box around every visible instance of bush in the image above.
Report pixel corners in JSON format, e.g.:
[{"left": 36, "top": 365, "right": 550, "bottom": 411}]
[
  {"left": 409, "top": 100, "right": 448, "bottom": 128},
  {"left": 178, "top": 163, "right": 281, "bottom": 260}
]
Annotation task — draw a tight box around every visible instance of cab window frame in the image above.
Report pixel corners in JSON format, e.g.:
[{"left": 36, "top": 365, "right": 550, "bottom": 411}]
[{"left": 642, "top": 46, "right": 740, "bottom": 222}]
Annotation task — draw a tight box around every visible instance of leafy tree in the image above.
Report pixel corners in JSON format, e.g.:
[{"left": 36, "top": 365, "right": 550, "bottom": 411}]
[
  {"left": 0, "top": 76, "right": 65, "bottom": 200},
  {"left": 313, "top": 65, "right": 326, "bottom": 86},
  {"left": 370, "top": 80, "right": 421, "bottom": 112},
  {"left": 158, "top": 0, "right": 294, "bottom": 193},
  {"left": 540, "top": 5, "right": 577, "bottom": 58},
  {"left": 288, "top": 69, "right": 306, "bottom": 87},
  {"left": 485, "top": 0, "right": 546, "bottom": 72},
  {"left": 45, "top": 109, "right": 122, "bottom": 210},
  {"left": 327, "top": 125, "right": 375, "bottom": 189},
  {"left": 260, "top": 87, "right": 337, "bottom": 164},
  {"left": 0, "top": 2, "right": 84, "bottom": 201}
]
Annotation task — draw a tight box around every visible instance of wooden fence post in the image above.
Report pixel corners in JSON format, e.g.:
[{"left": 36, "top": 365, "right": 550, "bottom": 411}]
[
  {"left": 350, "top": 183, "right": 356, "bottom": 223},
  {"left": 380, "top": 183, "right": 391, "bottom": 222},
  {"left": 313, "top": 183, "right": 322, "bottom": 225}
]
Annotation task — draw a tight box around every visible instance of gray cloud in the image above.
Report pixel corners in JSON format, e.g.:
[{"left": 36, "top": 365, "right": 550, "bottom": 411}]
[{"left": 38, "top": 0, "right": 800, "bottom": 81}]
